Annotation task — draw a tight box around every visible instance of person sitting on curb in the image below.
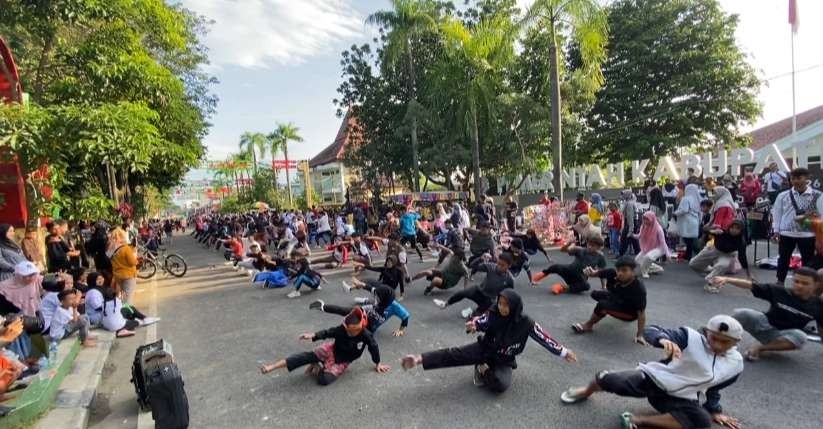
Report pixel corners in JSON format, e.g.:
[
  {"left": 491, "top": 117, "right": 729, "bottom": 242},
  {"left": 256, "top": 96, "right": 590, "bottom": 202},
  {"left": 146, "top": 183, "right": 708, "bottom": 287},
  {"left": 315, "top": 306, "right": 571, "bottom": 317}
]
[
  {"left": 533, "top": 236, "right": 607, "bottom": 294},
  {"left": 49, "top": 289, "right": 97, "bottom": 348},
  {"left": 570, "top": 257, "right": 647, "bottom": 345},
  {"left": 560, "top": 315, "right": 744, "bottom": 429},
  {"left": 690, "top": 220, "right": 751, "bottom": 294},
  {"left": 712, "top": 266, "right": 823, "bottom": 361}
]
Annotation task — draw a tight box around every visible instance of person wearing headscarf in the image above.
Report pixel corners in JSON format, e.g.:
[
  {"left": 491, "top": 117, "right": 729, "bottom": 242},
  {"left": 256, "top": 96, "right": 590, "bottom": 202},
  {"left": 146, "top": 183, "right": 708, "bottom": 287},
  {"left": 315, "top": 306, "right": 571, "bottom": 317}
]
[
  {"left": 634, "top": 212, "right": 671, "bottom": 278},
  {"left": 647, "top": 187, "right": 669, "bottom": 231},
  {"left": 310, "top": 284, "right": 410, "bottom": 337},
  {"left": 572, "top": 214, "right": 602, "bottom": 245},
  {"left": 401, "top": 290, "right": 577, "bottom": 393},
  {"left": 619, "top": 190, "right": 640, "bottom": 256},
  {"left": 709, "top": 186, "right": 737, "bottom": 232},
  {"left": 588, "top": 193, "right": 605, "bottom": 228},
  {"left": 739, "top": 171, "right": 762, "bottom": 209},
  {"left": 0, "top": 224, "right": 28, "bottom": 282},
  {"left": 674, "top": 184, "right": 702, "bottom": 259}
]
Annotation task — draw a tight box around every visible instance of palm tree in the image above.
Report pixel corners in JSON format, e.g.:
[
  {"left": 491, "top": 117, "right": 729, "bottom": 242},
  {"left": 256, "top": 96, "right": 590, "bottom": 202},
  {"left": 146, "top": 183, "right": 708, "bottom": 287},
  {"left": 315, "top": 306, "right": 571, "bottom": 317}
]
[
  {"left": 367, "top": 0, "right": 439, "bottom": 192},
  {"left": 269, "top": 123, "right": 303, "bottom": 207},
  {"left": 238, "top": 132, "right": 268, "bottom": 174},
  {"left": 524, "top": 0, "right": 608, "bottom": 199},
  {"left": 437, "top": 16, "right": 515, "bottom": 200}
]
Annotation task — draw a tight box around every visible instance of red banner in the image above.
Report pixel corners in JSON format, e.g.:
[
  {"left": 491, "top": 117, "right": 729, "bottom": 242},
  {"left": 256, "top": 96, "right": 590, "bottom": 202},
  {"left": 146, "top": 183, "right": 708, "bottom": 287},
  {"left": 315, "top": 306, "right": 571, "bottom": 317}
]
[{"left": 272, "top": 160, "right": 297, "bottom": 169}]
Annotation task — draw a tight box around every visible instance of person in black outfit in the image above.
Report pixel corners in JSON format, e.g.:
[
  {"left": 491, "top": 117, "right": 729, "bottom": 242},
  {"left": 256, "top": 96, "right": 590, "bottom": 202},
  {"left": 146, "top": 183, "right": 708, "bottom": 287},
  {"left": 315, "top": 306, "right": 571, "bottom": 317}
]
[
  {"left": 45, "top": 222, "right": 72, "bottom": 273},
  {"left": 504, "top": 195, "right": 518, "bottom": 232},
  {"left": 510, "top": 229, "right": 551, "bottom": 263},
  {"left": 259, "top": 307, "right": 390, "bottom": 385},
  {"left": 402, "top": 290, "right": 577, "bottom": 393},
  {"left": 84, "top": 222, "right": 112, "bottom": 283},
  {"left": 570, "top": 257, "right": 647, "bottom": 344},
  {"left": 346, "top": 255, "right": 406, "bottom": 298}
]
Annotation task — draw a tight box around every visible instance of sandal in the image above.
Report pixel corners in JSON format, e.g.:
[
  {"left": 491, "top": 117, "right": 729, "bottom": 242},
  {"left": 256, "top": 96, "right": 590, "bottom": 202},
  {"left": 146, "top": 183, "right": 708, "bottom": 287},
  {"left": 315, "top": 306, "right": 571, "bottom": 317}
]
[
  {"left": 560, "top": 387, "right": 588, "bottom": 404},
  {"left": 571, "top": 323, "right": 591, "bottom": 334},
  {"left": 620, "top": 412, "right": 638, "bottom": 429}
]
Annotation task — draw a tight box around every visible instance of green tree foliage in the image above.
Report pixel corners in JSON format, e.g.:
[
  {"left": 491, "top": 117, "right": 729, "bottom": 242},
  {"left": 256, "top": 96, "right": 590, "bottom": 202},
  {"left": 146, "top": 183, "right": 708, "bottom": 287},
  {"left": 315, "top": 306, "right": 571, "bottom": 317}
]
[
  {"left": 0, "top": 0, "right": 216, "bottom": 220},
  {"left": 582, "top": 0, "right": 761, "bottom": 161}
]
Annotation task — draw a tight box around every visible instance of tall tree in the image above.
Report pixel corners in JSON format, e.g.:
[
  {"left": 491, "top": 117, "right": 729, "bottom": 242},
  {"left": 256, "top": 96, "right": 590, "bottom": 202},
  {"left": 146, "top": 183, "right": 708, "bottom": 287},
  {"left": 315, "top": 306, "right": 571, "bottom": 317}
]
[
  {"left": 269, "top": 123, "right": 303, "bottom": 207},
  {"left": 238, "top": 131, "right": 268, "bottom": 173},
  {"left": 525, "top": 0, "right": 608, "bottom": 198},
  {"left": 582, "top": 0, "right": 761, "bottom": 161},
  {"left": 367, "top": 0, "right": 439, "bottom": 192},
  {"left": 436, "top": 15, "right": 515, "bottom": 199}
]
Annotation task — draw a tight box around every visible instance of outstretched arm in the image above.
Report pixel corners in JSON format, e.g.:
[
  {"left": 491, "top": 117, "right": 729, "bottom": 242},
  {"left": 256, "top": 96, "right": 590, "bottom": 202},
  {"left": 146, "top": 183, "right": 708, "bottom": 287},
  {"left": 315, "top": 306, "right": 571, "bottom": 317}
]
[{"left": 530, "top": 322, "right": 576, "bottom": 362}]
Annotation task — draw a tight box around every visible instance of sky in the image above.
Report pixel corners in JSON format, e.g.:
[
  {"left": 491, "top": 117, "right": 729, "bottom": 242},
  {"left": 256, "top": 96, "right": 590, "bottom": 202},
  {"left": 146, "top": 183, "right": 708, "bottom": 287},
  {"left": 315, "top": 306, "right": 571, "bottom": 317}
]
[{"left": 179, "top": 0, "right": 823, "bottom": 167}]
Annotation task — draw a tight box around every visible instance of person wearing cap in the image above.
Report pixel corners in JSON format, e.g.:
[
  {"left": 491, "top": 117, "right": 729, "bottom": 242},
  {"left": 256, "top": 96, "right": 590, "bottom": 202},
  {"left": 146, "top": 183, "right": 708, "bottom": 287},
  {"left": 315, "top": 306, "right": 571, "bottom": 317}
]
[
  {"left": 570, "top": 257, "right": 647, "bottom": 344},
  {"left": 712, "top": 266, "right": 823, "bottom": 362},
  {"left": 561, "top": 315, "right": 744, "bottom": 429},
  {"left": 689, "top": 220, "right": 751, "bottom": 294}
]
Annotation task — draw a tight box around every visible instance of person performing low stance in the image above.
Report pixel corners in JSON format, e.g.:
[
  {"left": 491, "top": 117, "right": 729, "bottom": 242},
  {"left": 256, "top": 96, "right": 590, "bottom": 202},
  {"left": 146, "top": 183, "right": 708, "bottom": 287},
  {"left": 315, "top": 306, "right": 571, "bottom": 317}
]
[
  {"left": 259, "top": 307, "right": 390, "bottom": 385},
  {"left": 560, "top": 315, "right": 744, "bottom": 429},
  {"left": 310, "top": 284, "right": 410, "bottom": 337},
  {"left": 402, "top": 290, "right": 576, "bottom": 393},
  {"left": 433, "top": 253, "right": 514, "bottom": 319}
]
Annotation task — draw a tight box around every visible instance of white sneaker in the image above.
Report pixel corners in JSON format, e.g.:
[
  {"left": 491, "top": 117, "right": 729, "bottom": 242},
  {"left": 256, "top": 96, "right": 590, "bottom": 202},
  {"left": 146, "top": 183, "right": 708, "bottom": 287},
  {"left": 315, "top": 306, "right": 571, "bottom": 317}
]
[
  {"left": 461, "top": 307, "right": 474, "bottom": 319},
  {"left": 353, "top": 297, "right": 370, "bottom": 304},
  {"left": 315, "top": 285, "right": 323, "bottom": 291},
  {"left": 223, "top": 261, "right": 233, "bottom": 266},
  {"left": 341, "top": 281, "right": 353, "bottom": 293},
  {"left": 641, "top": 273, "right": 650, "bottom": 279},
  {"left": 140, "top": 317, "right": 161, "bottom": 326},
  {"left": 287, "top": 290, "right": 301, "bottom": 298},
  {"left": 433, "top": 299, "right": 447, "bottom": 309}
]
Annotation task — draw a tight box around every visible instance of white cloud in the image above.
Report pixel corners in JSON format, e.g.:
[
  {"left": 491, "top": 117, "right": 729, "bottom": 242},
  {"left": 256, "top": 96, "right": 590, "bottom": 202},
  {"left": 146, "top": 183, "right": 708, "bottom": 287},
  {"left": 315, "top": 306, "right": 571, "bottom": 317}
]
[{"left": 180, "top": 0, "right": 365, "bottom": 68}]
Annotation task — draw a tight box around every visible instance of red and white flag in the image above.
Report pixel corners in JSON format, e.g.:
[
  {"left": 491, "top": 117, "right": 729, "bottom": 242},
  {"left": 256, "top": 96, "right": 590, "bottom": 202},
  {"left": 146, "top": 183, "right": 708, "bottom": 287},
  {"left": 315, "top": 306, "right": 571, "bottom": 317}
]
[{"left": 789, "top": 0, "right": 799, "bottom": 33}]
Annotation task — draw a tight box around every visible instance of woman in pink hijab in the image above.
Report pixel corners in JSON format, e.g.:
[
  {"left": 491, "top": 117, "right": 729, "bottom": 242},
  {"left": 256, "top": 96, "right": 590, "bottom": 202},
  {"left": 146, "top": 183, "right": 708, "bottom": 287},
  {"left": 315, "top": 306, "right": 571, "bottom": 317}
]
[{"left": 634, "top": 211, "right": 671, "bottom": 278}]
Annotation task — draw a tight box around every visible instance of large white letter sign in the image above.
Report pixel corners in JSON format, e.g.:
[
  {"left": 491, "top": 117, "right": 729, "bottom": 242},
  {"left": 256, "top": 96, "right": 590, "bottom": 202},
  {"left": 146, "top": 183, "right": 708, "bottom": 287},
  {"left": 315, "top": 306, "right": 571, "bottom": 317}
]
[
  {"left": 587, "top": 165, "right": 607, "bottom": 187},
  {"left": 680, "top": 154, "right": 703, "bottom": 177},
  {"left": 603, "top": 163, "right": 625, "bottom": 187},
  {"left": 653, "top": 156, "right": 680, "bottom": 181},
  {"left": 728, "top": 148, "right": 754, "bottom": 176},
  {"left": 702, "top": 151, "right": 728, "bottom": 178},
  {"left": 754, "top": 144, "right": 790, "bottom": 174},
  {"left": 631, "top": 159, "right": 650, "bottom": 183},
  {"left": 562, "top": 168, "right": 576, "bottom": 189}
]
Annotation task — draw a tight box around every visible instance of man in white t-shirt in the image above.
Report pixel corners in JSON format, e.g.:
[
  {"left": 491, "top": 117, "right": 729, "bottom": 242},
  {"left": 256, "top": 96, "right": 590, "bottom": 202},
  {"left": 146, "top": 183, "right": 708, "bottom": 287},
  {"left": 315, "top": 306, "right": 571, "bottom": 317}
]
[
  {"left": 316, "top": 211, "right": 332, "bottom": 246},
  {"left": 763, "top": 162, "right": 788, "bottom": 204},
  {"left": 49, "top": 289, "right": 96, "bottom": 347}
]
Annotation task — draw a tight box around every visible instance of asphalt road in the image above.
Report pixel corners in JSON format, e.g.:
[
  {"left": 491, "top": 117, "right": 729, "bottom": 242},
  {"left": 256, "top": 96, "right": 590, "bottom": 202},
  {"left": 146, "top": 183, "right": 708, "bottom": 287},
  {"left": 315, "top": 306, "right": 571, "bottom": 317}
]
[{"left": 89, "top": 233, "right": 822, "bottom": 429}]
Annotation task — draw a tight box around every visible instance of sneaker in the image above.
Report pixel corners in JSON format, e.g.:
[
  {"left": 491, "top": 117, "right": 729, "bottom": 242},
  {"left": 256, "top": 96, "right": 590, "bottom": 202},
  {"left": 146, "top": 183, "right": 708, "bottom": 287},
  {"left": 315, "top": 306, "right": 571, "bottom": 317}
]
[
  {"left": 287, "top": 290, "right": 301, "bottom": 298},
  {"left": 423, "top": 286, "right": 434, "bottom": 296},
  {"left": 140, "top": 317, "right": 161, "bottom": 326},
  {"left": 309, "top": 300, "right": 324, "bottom": 311},
  {"left": 223, "top": 261, "right": 233, "bottom": 266},
  {"left": 315, "top": 285, "right": 323, "bottom": 291},
  {"left": 704, "top": 284, "right": 720, "bottom": 294},
  {"left": 433, "top": 299, "right": 447, "bottom": 309},
  {"left": 641, "top": 273, "right": 650, "bottom": 279},
  {"left": 341, "top": 281, "right": 353, "bottom": 293},
  {"left": 353, "top": 297, "right": 370, "bottom": 304},
  {"left": 461, "top": 307, "right": 474, "bottom": 319}
]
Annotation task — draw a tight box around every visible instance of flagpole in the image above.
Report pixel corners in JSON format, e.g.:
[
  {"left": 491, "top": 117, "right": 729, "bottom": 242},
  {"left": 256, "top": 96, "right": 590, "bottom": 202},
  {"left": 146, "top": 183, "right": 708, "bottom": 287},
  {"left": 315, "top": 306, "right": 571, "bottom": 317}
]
[{"left": 791, "top": 25, "right": 797, "bottom": 139}]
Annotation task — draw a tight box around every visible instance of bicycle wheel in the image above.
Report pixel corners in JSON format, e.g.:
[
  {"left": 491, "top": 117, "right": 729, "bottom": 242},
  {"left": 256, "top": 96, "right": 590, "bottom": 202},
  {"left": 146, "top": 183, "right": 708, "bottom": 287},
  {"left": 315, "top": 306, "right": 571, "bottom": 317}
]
[
  {"left": 164, "top": 254, "right": 188, "bottom": 277},
  {"left": 137, "top": 258, "right": 158, "bottom": 280}
]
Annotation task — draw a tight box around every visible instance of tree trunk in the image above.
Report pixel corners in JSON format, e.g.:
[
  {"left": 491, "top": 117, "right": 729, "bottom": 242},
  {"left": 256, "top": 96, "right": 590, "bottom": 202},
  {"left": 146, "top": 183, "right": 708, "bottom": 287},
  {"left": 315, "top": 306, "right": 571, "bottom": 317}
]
[
  {"left": 406, "top": 44, "right": 420, "bottom": 193},
  {"left": 284, "top": 142, "right": 293, "bottom": 208},
  {"left": 470, "top": 104, "right": 482, "bottom": 201},
  {"left": 549, "top": 29, "right": 563, "bottom": 200},
  {"left": 32, "top": 33, "right": 55, "bottom": 101},
  {"left": 251, "top": 149, "right": 258, "bottom": 175}
]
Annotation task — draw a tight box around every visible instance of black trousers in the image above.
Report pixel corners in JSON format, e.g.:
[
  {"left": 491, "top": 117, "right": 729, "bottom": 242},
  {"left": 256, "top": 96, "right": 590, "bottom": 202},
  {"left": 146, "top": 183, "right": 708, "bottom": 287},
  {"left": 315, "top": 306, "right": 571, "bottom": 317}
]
[
  {"left": 596, "top": 370, "right": 712, "bottom": 429},
  {"left": 619, "top": 228, "right": 640, "bottom": 256},
  {"left": 591, "top": 290, "right": 637, "bottom": 321},
  {"left": 777, "top": 235, "right": 816, "bottom": 282},
  {"left": 446, "top": 286, "right": 493, "bottom": 315},
  {"left": 543, "top": 264, "right": 590, "bottom": 293},
  {"left": 422, "top": 342, "right": 512, "bottom": 393},
  {"left": 401, "top": 234, "right": 423, "bottom": 259},
  {"left": 285, "top": 352, "right": 338, "bottom": 386}
]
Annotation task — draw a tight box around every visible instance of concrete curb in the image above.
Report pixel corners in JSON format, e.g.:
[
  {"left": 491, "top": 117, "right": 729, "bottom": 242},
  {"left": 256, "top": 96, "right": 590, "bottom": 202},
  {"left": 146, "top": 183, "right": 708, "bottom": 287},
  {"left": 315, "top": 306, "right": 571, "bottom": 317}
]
[{"left": 29, "top": 331, "right": 116, "bottom": 429}]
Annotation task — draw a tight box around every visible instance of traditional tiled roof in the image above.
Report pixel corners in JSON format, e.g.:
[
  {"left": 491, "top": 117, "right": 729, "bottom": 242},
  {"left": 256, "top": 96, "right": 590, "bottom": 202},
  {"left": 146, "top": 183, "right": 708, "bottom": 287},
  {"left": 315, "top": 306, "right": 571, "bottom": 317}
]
[
  {"left": 309, "top": 111, "right": 360, "bottom": 168},
  {"left": 748, "top": 104, "right": 823, "bottom": 151}
]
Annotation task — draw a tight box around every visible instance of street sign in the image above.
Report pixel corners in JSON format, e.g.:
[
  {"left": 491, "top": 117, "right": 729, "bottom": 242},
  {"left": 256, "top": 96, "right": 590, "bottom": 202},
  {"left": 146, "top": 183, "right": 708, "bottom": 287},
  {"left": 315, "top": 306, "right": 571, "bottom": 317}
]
[{"left": 272, "top": 160, "right": 298, "bottom": 169}]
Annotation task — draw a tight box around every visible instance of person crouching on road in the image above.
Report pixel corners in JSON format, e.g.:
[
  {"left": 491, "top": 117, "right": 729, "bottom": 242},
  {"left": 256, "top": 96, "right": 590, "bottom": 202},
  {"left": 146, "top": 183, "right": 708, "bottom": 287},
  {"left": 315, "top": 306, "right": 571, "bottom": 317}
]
[
  {"left": 402, "top": 290, "right": 576, "bottom": 394},
  {"left": 259, "top": 307, "right": 390, "bottom": 385},
  {"left": 560, "top": 315, "right": 744, "bottom": 429}
]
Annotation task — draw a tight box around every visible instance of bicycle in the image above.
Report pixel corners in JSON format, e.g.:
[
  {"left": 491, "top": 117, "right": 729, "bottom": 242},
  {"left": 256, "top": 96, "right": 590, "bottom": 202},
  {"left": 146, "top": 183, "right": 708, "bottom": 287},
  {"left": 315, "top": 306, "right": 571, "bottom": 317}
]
[{"left": 137, "top": 245, "right": 188, "bottom": 279}]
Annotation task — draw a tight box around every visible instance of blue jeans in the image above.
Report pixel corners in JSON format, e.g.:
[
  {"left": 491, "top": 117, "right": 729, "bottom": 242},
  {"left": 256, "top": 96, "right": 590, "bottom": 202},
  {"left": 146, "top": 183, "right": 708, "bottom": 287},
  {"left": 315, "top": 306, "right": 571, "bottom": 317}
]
[
  {"left": 608, "top": 229, "right": 620, "bottom": 254},
  {"left": 294, "top": 274, "right": 319, "bottom": 291}
]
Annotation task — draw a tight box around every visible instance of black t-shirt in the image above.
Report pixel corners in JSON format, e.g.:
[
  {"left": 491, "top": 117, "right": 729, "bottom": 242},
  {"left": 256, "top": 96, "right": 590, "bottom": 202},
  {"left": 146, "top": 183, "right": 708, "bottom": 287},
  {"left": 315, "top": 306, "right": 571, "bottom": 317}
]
[
  {"left": 314, "top": 325, "right": 380, "bottom": 364},
  {"left": 505, "top": 202, "right": 518, "bottom": 221},
  {"left": 752, "top": 283, "right": 823, "bottom": 330},
  {"left": 601, "top": 268, "right": 647, "bottom": 313}
]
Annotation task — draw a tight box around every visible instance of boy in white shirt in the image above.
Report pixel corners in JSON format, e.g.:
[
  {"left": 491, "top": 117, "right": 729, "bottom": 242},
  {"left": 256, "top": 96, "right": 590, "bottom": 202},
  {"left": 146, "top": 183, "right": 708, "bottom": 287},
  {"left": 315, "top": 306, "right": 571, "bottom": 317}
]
[{"left": 49, "top": 289, "right": 96, "bottom": 347}]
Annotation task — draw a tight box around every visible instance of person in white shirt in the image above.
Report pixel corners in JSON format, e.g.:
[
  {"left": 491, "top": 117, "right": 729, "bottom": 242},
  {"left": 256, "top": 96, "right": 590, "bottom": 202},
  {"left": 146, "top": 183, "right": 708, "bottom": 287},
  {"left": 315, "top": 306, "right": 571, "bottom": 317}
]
[
  {"left": 316, "top": 211, "right": 332, "bottom": 246},
  {"left": 49, "top": 289, "right": 96, "bottom": 347},
  {"left": 770, "top": 167, "right": 823, "bottom": 285},
  {"left": 763, "top": 162, "right": 788, "bottom": 204},
  {"left": 84, "top": 272, "right": 106, "bottom": 326}
]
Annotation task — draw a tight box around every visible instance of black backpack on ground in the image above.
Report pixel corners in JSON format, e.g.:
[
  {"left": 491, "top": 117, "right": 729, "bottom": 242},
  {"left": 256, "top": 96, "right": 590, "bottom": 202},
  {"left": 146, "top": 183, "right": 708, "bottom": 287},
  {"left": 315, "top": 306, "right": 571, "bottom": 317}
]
[{"left": 131, "top": 339, "right": 189, "bottom": 429}]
